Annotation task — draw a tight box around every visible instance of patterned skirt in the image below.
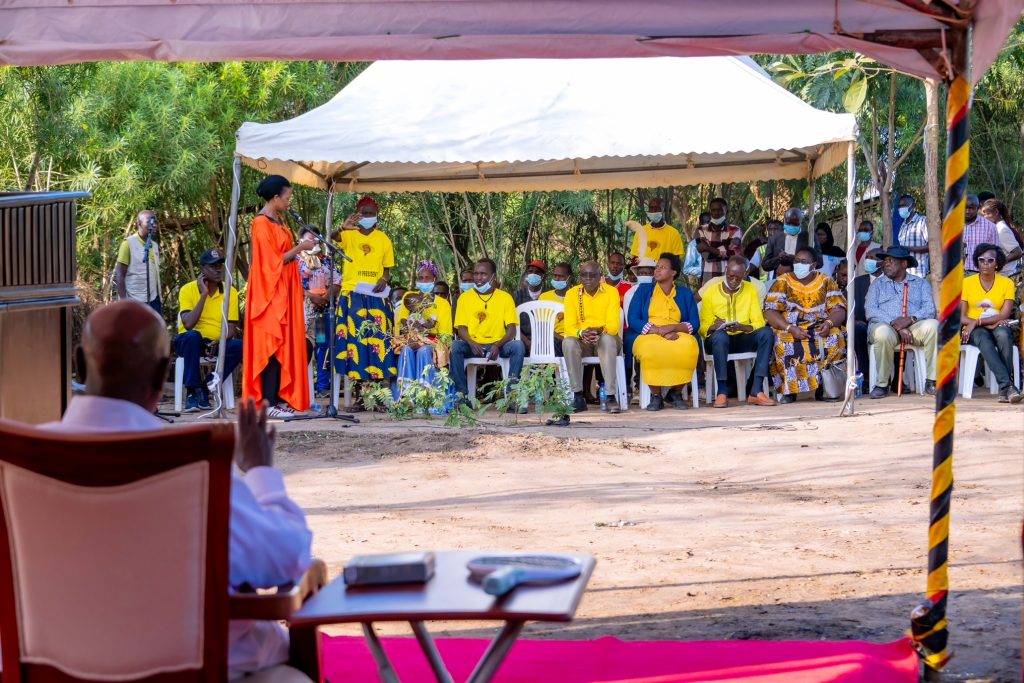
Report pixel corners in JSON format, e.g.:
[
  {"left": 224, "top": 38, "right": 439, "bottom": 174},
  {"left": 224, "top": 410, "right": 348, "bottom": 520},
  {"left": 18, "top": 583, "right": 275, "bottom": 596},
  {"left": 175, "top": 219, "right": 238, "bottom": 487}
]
[
  {"left": 333, "top": 292, "right": 397, "bottom": 381},
  {"left": 769, "top": 326, "right": 846, "bottom": 394}
]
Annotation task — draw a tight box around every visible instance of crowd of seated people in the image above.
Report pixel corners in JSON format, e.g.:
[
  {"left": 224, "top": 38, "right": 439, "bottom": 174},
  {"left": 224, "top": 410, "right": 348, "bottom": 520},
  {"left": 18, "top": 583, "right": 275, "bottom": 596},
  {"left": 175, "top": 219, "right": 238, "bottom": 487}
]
[{"left": 142, "top": 189, "right": 1024, "bottom": 416}]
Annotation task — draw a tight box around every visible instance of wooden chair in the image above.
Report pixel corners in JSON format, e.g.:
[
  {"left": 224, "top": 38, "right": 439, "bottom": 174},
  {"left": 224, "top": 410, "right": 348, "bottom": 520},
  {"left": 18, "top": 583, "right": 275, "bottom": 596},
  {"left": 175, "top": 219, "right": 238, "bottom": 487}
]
[{"left": 0, "top": 419, "right": 325, "bottom": 682}]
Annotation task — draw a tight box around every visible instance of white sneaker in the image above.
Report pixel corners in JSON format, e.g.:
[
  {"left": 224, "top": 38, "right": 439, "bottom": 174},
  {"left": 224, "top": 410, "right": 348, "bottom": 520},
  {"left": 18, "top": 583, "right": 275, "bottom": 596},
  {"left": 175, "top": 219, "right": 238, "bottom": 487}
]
[{"left": 265, "top": 404, "right": 296, "bottom": 419}]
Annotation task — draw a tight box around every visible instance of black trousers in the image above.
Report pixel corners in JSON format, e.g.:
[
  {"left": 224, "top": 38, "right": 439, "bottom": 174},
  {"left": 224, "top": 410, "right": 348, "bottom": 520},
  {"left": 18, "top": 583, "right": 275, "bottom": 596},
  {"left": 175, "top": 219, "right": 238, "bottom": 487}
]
[{"left": 261, "top": 356, "right": 282, "bottom": 406}]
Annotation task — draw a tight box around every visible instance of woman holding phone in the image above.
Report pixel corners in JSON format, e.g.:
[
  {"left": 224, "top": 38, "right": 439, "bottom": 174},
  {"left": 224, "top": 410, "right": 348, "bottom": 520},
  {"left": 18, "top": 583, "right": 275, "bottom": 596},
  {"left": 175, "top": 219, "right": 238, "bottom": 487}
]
[{"left": 763, "top": 246, "right": 847, "bottom": 404}]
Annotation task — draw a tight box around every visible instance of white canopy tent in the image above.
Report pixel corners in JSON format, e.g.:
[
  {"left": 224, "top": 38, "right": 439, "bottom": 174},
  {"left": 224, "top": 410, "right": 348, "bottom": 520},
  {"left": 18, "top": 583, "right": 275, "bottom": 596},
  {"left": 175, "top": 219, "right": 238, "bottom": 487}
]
[
  {"left": 223, "top": 55, "right": 860, "bottom": 414},
  {"left": 234, "top": 56, "right": 857, "bottom": 193}
]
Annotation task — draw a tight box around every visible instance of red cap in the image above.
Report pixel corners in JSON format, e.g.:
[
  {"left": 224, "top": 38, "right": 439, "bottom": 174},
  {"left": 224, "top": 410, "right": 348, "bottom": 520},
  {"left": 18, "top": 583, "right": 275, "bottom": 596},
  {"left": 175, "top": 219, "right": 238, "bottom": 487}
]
[
  {"left": 356, "top": 196, "right": 378, "bottom": 211},
  {"left": 527, "top": 260, "right": 547, "bottom": 273}
]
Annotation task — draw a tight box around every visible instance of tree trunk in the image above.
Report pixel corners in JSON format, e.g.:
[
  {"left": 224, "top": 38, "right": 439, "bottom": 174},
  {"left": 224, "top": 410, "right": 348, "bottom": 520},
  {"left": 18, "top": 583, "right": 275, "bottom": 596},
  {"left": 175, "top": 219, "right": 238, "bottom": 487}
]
[{"left": 923, "top": 78, "right": 943, "bottom": 303}]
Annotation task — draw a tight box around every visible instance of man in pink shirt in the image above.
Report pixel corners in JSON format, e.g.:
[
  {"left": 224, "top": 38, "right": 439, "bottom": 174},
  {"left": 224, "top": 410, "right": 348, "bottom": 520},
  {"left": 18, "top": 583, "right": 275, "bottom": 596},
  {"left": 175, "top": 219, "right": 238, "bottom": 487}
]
[{"left": 40, "top": 301, "right": 314, "bottom": 682}]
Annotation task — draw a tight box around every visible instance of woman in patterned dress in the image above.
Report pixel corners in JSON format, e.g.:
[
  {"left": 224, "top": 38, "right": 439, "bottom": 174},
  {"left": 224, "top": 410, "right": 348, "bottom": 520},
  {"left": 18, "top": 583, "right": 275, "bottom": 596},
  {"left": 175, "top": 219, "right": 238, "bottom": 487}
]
[{"left": 763, "top": 246, "right": 847, "bottom": 404}]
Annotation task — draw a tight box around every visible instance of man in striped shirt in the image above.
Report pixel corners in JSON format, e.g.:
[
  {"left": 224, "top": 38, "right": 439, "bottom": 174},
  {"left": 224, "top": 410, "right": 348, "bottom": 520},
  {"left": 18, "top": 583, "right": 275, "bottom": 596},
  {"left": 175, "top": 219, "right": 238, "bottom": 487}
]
[
  {"left": 895, "top": 194, "right": 930, "bottom": 277},
  {"left": 962, "top": 194, "right": 998, "bottom": 273}
]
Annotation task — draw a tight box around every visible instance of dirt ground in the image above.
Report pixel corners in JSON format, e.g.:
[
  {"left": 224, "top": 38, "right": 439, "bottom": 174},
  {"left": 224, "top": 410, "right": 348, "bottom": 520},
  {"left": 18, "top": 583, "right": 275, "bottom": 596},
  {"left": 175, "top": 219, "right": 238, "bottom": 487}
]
[{"left": 183, "top": 393, "right": 1022, "bottom": 681}]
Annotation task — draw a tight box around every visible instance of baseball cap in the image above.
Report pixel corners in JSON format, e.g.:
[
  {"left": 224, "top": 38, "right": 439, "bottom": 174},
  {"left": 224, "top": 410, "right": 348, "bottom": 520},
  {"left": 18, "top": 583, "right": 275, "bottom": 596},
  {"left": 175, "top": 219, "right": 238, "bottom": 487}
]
[
  {"left": 199, "top": 249, "right": 226, "bottom": 266},
  {"left": 526, "top": 260, "right": 547, "bottom": 273}
]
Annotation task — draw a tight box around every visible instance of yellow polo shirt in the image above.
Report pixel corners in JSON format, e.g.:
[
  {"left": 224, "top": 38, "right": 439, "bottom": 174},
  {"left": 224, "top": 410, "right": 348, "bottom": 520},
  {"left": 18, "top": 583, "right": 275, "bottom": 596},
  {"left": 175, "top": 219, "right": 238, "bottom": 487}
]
[
  {"left": 962, "top": 273, "right": 1016, "bottom": 321},
  {"left": 398, "top": 292, "right": 453, "bottom": 336},
  {"left": 629, "top": 223, "right": 686, "bottom": 261},
  {"left": 563, "top": 283, "right": 621, "bottom": 339},
  {"left": 338, "top": 229, "right": 395, "bottom": 294},
  {"left": 454, "top": 288, "right": 518, "bottom": 344},
  {"left": 177, "top": 280, "right": 240, "bottom": 340},
  {"left": 698, "top": 280, "right": 765, "bottom": 337},
  {"left": 538, "top": 290, "right": 567, "bottom": 336}
]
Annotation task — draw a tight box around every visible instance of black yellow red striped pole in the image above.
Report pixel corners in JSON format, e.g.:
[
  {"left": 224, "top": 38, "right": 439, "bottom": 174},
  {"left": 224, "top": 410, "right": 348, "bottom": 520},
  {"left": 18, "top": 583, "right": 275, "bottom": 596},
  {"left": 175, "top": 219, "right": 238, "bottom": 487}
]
[{"left": 910, "top": 71, "right": 969, "bottom": 675}]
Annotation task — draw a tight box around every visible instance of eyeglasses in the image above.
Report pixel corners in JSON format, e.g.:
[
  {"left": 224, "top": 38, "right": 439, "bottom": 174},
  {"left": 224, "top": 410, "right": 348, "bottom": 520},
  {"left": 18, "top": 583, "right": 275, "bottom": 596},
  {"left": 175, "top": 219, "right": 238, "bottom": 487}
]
[
  {"left": 579, "top": 271, "right": 602, "bottom": 278},
  {"left": 976, "top": 257, "right": 997, "bottom": 264}
]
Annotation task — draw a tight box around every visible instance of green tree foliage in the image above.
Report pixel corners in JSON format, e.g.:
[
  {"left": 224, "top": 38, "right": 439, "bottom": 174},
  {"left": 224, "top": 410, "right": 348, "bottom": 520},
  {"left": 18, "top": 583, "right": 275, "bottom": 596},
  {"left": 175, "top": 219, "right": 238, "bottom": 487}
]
[{"left": 3, "top": 27, "right": 1021, "bottom": 321}]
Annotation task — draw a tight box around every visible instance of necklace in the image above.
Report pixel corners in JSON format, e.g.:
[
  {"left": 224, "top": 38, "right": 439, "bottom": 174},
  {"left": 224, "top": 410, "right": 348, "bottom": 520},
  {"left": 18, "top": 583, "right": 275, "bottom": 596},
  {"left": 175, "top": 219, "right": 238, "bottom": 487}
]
[{"left": 476, "top": 288, "right": 497, "bottom": 309}]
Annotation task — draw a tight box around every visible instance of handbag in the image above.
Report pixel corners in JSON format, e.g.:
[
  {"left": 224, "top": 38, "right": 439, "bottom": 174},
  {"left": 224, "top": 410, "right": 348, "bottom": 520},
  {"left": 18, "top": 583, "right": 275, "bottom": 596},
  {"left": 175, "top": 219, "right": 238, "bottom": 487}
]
[
  {"left": 683, "top": 239, "right": 703, "bottom": 277},
  {"left": 820, "top": 359, "right": 848, "bottom": 400}
]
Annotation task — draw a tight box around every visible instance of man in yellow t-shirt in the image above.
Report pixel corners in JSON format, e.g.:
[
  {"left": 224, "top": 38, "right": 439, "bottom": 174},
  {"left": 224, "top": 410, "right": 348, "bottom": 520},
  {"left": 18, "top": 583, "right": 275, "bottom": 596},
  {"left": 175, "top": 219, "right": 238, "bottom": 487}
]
[
  {"left": 629, "top": 197, "right": 686, "bottom": 262},
  {"left": 698, "top": 255, "right": 776, "bottom": 408},
  {"left": 451, "top": 258, "right": 526, "bottom": 410},
  {"left": 562, "top": 260, "right": 623, "bottom": 414},
  {"left": 174, "top": 249, "right": 242, "bottom": 411}
]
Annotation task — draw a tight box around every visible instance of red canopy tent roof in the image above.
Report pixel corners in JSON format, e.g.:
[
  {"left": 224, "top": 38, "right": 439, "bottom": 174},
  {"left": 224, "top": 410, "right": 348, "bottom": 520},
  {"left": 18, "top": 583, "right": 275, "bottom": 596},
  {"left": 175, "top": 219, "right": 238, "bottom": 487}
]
[{"left": 1, "top": 0, "right": 1021, "bottom": 83}]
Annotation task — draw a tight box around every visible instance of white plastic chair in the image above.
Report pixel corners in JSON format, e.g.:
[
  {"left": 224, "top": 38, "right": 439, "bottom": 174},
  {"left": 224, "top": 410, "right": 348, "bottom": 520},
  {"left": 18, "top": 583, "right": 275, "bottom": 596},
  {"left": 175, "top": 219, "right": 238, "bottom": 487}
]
[
  {"left": 581, "top": 308, "right": 629, "bottom": 411},
  {"left": 959, "top": 344, "right": 1022, "bottom": 399},
  {"left": 517, "top": 300, "right": 572, "bottom": 403},
  {"left": 639, "top": 367, "right": 700, "bottom": 409},
  {"left": 703, "top": 350, "right": 769, "bottom": 403},
  {"left": 869, "top": 342, "right": 927, "bottom": 395},
  {"left": 173, "top": 356, "right": 234, "bottom": 412}
]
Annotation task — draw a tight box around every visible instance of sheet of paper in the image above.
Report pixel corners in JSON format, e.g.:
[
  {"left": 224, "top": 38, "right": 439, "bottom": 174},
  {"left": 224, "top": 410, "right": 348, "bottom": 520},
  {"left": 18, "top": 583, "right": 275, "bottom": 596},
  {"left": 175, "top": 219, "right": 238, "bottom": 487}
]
[{"left": 354, "top": 281, "right": 390, "bottom": 299}]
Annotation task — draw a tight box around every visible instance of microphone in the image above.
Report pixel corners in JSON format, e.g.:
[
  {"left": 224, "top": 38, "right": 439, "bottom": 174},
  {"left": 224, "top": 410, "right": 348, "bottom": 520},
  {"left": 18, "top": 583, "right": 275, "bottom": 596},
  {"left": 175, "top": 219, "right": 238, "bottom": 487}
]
[{"left": 288, "top": 208, "right": 352, "bottom": 262}]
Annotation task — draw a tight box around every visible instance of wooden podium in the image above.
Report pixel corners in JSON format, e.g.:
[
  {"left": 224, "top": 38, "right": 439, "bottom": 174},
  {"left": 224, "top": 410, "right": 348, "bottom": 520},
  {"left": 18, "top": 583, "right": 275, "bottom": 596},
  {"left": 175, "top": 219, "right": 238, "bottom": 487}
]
[{"left": 0, "top": 191, "right": 88, "bottom": 424}]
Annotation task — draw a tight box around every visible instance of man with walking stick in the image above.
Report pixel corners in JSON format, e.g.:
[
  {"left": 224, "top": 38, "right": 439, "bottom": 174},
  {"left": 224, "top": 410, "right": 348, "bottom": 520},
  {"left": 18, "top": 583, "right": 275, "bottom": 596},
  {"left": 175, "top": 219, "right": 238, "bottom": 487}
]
[{"left": 865, "top": 246, "right": 939, "bottom": 398}]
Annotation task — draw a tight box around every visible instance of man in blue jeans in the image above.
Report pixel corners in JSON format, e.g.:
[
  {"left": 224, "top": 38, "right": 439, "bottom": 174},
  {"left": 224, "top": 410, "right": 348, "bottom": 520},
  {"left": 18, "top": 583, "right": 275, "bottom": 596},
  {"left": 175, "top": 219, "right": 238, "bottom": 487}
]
[
  {"left": 451, "top": 258, "right": 527, "bottom": 412},
  {"left": 174, "top": 249, "right": 243, "bottom": 411}
]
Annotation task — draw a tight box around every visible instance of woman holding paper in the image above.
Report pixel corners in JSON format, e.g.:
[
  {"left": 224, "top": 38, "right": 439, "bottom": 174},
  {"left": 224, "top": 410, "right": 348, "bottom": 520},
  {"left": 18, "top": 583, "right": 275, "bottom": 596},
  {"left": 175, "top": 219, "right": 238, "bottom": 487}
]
[
  {"left": 242, "top": 175, "right": 316, "bottom": 417},
  {"left": 332, "top": 195, "right": 397, "bottom": 387}
]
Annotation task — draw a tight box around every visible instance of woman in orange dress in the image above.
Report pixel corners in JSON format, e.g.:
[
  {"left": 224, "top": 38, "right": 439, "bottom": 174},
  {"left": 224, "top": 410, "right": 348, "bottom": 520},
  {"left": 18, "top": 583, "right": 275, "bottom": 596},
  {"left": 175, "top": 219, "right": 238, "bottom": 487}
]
[{"left": 242, "top": 175, "right": 316, "bottom": 418}]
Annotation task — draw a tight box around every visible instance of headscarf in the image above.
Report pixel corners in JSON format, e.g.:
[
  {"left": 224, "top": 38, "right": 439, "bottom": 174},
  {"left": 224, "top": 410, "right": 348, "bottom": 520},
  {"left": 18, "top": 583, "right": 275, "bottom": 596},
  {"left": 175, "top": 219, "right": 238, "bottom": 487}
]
[
  {"left": 416, "top": 259, "right": 440, "bottom": 280},
  {"left": 356, "top": 196, "right": 379, "bottom": 212}
]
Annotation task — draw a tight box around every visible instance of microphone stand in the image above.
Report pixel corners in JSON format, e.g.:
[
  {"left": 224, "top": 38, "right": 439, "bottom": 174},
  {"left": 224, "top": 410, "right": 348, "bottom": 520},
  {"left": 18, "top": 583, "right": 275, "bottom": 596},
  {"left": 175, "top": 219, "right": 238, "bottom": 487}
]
[{"left": 285, "top": 212, "right": 357, "bottom": 424}]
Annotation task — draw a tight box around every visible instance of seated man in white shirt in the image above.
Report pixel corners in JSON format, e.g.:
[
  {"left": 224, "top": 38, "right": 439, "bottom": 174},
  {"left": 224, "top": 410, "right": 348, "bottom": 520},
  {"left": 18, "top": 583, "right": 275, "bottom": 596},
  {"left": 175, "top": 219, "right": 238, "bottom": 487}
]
[{"left": 41, "top": 300, "right": 314, "bottom": 682}]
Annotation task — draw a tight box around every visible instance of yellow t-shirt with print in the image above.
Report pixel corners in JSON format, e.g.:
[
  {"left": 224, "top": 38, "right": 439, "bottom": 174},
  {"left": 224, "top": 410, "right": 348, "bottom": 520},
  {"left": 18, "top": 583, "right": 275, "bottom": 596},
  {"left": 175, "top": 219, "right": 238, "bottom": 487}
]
[
  {"left": 177, "top": 280, "right": 240, "bottom": 341},
  {"left": 538, "top": 290, "right": 567, "bottom": 337},
  {"left": 629, "top": 223, "right": 686, "bottom": 261},
  {"left": 962, "top": 273, "right": 1016, "bottom": 321},
  {"left": 398, "top": 291, "right": 453, "bottom": 337},
  {"left": 454, "top": 288, "right": 518, "bottom": 344},
  {"left": 338, "top": 229, "right": 395, "bottom": 294}
]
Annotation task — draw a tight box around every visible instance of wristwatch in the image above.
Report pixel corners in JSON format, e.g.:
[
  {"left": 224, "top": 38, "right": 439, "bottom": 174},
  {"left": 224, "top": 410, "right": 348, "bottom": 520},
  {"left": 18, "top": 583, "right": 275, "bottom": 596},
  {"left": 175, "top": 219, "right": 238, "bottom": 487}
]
[{"left": 910, "top": 316, "right": 918, "bottom": 324}]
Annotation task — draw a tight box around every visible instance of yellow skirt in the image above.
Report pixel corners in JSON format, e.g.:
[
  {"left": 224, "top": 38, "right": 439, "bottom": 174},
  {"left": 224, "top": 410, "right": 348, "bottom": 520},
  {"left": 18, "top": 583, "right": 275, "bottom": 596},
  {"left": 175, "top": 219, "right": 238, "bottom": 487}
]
[{"left": 633, "top": 333, "right": 699, "bottom": 386}]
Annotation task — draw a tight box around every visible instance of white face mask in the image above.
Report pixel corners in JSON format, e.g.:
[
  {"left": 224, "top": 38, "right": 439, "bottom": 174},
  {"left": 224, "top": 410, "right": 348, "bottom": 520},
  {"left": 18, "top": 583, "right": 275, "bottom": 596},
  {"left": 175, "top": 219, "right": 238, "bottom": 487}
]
[
  {"left": 709, "top": 215, "right": 727, "bottom": 225},
  {"left": 793, "top": 263, "right": 813, "bottom": 279}
]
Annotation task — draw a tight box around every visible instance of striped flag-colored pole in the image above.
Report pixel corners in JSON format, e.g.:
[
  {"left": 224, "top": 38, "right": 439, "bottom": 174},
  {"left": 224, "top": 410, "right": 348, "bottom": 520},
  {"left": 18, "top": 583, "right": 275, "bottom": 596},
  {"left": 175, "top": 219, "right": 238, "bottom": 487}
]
[{"left": 910, "top": 73, "right": 970, "bottom": 674}]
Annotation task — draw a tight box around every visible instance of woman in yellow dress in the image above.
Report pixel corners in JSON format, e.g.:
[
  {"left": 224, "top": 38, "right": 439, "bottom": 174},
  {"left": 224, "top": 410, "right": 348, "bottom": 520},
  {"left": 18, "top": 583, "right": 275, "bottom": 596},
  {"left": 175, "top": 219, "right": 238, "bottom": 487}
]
[
  {"left": 763, "top": 246, "right": 847, "bottom": 403},
  {"left": 626, "top": 253, "right": 700, "bottom": 411}
]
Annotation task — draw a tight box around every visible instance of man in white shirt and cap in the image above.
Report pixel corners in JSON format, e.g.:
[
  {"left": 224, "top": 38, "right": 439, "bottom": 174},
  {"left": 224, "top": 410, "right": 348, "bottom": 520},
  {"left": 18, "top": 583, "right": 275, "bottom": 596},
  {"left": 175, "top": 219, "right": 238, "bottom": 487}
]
[{"left": 39, "top": 300, "right": 314, "bottom": 682}]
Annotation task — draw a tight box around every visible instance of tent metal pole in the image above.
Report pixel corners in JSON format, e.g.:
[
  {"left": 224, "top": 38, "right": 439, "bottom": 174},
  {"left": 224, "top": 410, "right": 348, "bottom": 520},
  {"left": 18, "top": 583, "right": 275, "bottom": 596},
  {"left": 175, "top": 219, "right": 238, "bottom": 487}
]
[
  {"left": 204, "top": 155, "right": 242, "bottom": 420},
  {"left": 841, "top": 140, "right": 857, "bottom": 416},
  {"left": 324, "top": 187, "right": 337, "bottom": 408},
  {"left": 806, "top": 170, "right": 816, "bottom": 236},
  {"left": 911, "top": 29, "right": 970, "bottom": 679}
]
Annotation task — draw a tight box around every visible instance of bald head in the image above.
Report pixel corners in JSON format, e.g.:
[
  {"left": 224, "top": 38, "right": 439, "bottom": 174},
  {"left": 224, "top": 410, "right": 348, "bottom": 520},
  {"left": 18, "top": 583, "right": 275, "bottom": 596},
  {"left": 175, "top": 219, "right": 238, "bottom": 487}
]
[
  {"left": 579, "top": 260, "right": 602, "bottom": 294},
  {"left": 78, "top": 300, "right": 170, "bottom": 411}
]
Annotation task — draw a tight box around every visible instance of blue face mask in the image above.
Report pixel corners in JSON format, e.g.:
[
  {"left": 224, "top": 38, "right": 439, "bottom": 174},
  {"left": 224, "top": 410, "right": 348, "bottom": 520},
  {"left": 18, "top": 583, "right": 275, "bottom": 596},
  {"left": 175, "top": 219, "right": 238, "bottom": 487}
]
[
  {"left": 792, "top": 263, "right": 813, "bottom": 279},
  {"left": 646, "top": 212, "right": 663, "bottom": 223},
  {"left": 898, "top": 207, "right": 911, "bottom": 219},
  {"left": 358, "top": 216, "right": 377, "bottom": 229},
  {"left": 552, "top": 279, "right": 569, "bottom": 291},
  {"left": 784, "top": 224, "right": 801, "bottom": 236},
  {"left": 415, "top": 282, "right": 435, "bottom": 294},
  {"left": 857, "top": 230, "right": 873, "bottom": 242},
  {"left": 606, "top": 271, "right": 623, "bottom": 282},
  {"left": 459, "top": 282, "right": 474, "bottom": 293},
  {"left": 864, "top": 259, "right": 880, "bottom": 274},
  {"left": 525, "top": 273, "right": 543, "bottom": 287},
  {"left": 637, "top": 275, "right": 654, "bottom": 285},
  {"left": 474, "top": 281, "right": 492, "bottom": 294}
]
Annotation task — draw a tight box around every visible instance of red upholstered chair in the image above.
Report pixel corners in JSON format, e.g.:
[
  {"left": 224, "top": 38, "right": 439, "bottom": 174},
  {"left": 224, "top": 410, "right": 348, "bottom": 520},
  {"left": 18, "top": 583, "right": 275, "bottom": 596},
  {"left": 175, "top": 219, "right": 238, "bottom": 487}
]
[
  {"left": 0, "top": 419, "right": 326, "bottom": 682},
  {"left": 0, "top": 419, "right": 235, "bottom": 681}
]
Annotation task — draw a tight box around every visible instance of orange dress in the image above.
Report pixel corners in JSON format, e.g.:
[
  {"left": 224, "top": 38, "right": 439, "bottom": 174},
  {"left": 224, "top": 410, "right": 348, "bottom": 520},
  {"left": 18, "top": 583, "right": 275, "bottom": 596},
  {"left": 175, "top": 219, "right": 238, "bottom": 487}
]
[{"left": 242, "top": 214, "right": 310, "bottom": 411}]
